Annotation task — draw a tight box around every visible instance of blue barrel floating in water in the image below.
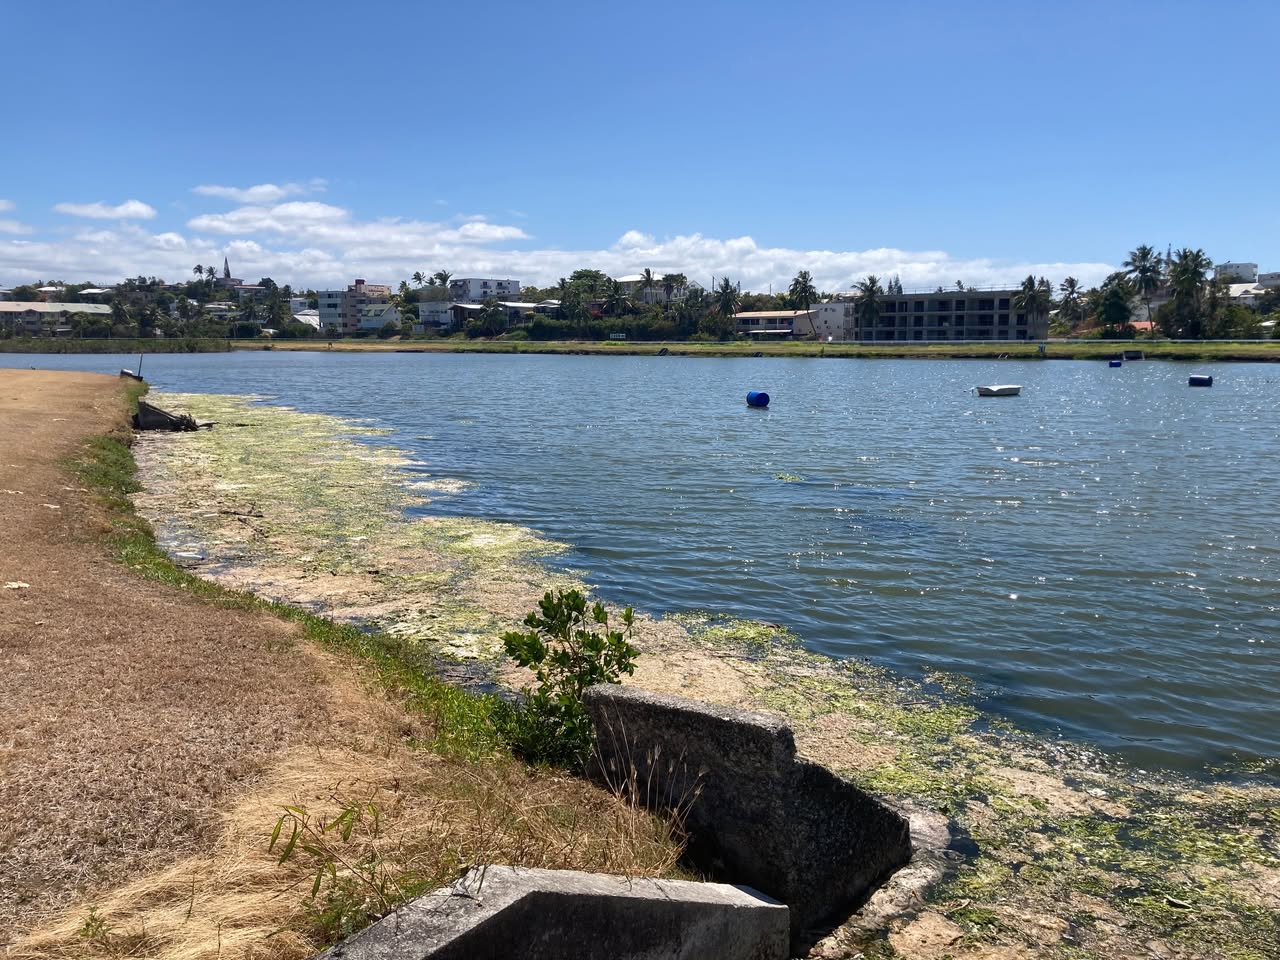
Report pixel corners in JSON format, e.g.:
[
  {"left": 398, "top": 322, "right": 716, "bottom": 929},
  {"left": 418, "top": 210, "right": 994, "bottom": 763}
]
[
  {"left": 1109, "top": 359, "right": 1123, "bottom": 368},
  {"left": 746, "top": 390, "right": 770, "bottom": 408},
  {"left": 1189, "top": 375, "right": 1213, "bottom": 387}
]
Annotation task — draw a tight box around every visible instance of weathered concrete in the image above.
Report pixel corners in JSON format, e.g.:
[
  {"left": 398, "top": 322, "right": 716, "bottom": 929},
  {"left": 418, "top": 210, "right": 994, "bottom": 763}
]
[
  {"left": 316, "top": 865, "right": 789, "bottom": 960},
  {"left": 583, "top": 685, "right": 913, "bottom": 948}
]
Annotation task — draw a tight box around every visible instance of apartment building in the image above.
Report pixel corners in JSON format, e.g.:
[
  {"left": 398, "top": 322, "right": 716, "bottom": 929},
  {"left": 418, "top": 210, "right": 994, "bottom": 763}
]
[
  {"left": 446, "top": 277, "right": 521, "bottom": 303},
  {"left": 1215, "top": 262, "right": 1258, "bottom": 283},
  {"left": 810, "top": 301, "right": 855, "bottom": 340},
  {"left": 829, "top": 287, "right": 1046, "bottom": 342},
  {"left": 734, "top": 310, "right": 817, "bottom": 337},
  {"left": 0, "top": 301, "right": 112, "bottom": 336},
  {"left": 615, "top": 273, "right": 699, "bottom": 304},
  {"left": 317, "top": 279, "right": 392, "bottom": 334},
  {"left": 358, "top": 302, "right": 402, "bottom": 332}
]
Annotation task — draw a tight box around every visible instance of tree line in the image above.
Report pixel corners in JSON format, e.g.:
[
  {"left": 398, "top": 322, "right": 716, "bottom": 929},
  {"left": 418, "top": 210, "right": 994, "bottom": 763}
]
[{"left": 6, "top": 244, "right": 1275, "bottom": 342}]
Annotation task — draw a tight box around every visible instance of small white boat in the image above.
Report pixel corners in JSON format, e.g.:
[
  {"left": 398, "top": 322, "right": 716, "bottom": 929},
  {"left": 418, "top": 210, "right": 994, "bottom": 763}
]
[{"left": 976, "top": 384, "right": 1022, "bottom": 397}]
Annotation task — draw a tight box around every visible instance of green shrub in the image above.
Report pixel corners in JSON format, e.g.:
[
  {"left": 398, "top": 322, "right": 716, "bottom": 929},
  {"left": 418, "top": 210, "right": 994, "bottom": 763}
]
[{"left": 496, "top": 590, "right": 639, "bottom": 768}]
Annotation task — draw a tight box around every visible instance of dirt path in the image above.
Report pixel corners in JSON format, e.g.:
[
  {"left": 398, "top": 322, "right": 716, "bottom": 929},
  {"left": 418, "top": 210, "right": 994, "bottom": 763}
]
[
  {"left": 0, "top": 373, "right": 683, "bottom": 960},
  {"left": 0, "top": 371, "right": 334, "bottom": 938}
]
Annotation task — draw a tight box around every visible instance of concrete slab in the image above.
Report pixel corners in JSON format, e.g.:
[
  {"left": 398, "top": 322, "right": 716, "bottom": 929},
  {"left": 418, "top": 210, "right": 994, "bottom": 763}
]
[{"left": 317, "top": 865, "right": 789, "bottom": 960}]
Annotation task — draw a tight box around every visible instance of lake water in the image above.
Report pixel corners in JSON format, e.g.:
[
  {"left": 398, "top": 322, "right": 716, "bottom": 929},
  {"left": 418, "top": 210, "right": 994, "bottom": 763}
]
[{"left": 8, "top": 350, "right": 1278, "bottom": 774}]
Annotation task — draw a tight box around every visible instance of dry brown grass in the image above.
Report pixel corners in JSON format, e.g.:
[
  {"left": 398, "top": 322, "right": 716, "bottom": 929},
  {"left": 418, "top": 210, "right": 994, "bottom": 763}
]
[
  {"left": 0, "top": 373, "right": 334, "bottom": 935},
  {"left": 10, "top": 729, "right": 684, "bottom": 960}
]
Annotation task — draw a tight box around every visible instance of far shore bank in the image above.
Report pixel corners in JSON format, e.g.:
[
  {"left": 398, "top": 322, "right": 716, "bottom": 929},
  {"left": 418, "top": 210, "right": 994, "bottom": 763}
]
[{"left": 3, "top": 336, "right": 1280, "bottom": 362}]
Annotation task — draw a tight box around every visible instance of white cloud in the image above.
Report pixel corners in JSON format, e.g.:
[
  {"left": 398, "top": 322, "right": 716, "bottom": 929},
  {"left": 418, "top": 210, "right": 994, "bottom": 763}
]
[
  {"left": 0, "top": 220, "right": 33, "bottom": 235},
  {"left": 455, "top": 221, "right": 527, "bottom": 243},
  {"left": 188, "top": 201, "right": 349, "bottom": 235},
  {"left": 193, "top": 179, "right": 327, "bottom": 204},
  {"left": 53, "top": 199, "right": 157, "bottom": 220},
  {"left": 2, "top": 192, "right": 1117, "bottom": 292},
  {"left": 186, "top": 202, "right": 531, "bottom": 253},
  {"left": 0, "top": 199, "right": 14, "bottom": 212}
]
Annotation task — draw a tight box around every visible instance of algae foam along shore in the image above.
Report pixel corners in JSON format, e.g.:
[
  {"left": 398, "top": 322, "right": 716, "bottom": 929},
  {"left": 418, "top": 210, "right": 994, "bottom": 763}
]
[{"left": 129, "top": 390, "right": 1280, "bottom": 959}]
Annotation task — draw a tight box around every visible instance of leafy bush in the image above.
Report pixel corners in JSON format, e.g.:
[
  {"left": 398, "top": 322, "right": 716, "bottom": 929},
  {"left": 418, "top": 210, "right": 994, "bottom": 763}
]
[{"left": 496, "top": 589, "right": 639, "bottom": 768}]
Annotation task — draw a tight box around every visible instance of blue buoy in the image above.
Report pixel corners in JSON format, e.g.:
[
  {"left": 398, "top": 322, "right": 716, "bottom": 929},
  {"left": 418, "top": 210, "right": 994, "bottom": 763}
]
[
  {"left": 746, "top": 390, "right": 770, "bottom": 408},
  {"left": 1109, "top": 359, "right": 1123, "bottom": 368},
  {"left": 1188, "top": 375, "right": 1213, "bottom": 387}
]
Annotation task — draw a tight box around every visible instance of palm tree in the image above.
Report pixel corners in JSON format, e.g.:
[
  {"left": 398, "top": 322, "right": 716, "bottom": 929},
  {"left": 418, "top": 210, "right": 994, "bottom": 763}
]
[
  {"left": 412, "top": 271, "right": 426, "bottom": 288},
  {"left": 1123, "top": 244, "right": 1163, "bottom": 321},
  {"left": 604, "top": 279, "right": 633, "bottom": 316},
  {"left": 1013, "top": 275, "right": 1052, "bottom": 333},
  {"left": 637, "top": 268, "right": 657, "bottom": 304},
  {"left": 1167, "top": 248, "right": 1213, "bottom": 339},
  {"left": 205, "top": 265, "right": 217, "bottom": 283},
  {"left": 788, "top": 270, "right": 817, "bottom": 313},
  {"left": 1058, "top": 277, "right": 1082, "bottom": 331},
  {"left": 715, "top": 276, "right": 741, "bottom": 319},
  {"left": 854, "top": 275, "right": 883, "bottom": 335},
  {"left": 1097, "top": 273, "right": 1136, "bottom": 333},
  {"left": 1169, "top": 248, "right": 1211, "bottom": 304},
  {"left": 660, "top": 272, "right": 686, "bottom": 306},
  {"left": 433, "top": 270, "right": 453, "bottom": 290},
  {"left": 192, "top": 264, "right": 204, "bottom": 282}
]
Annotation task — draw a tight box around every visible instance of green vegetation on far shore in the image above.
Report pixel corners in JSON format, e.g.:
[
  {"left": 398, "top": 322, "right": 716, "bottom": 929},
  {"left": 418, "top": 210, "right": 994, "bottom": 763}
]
[
  {"left": 1, "top": 336, "right": 233, "bottom": 354},
  {"left": 9, "top": 335, "right": 1280, "bottom": 362}
]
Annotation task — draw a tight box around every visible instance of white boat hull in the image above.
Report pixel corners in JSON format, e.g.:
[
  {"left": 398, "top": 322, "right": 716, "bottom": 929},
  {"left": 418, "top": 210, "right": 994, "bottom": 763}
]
[{"left": 976, "top": 385, "right": 1022, "bottom": 397}]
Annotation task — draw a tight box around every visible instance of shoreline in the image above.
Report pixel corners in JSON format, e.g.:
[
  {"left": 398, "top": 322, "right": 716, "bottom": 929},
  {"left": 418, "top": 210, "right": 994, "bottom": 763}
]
[
  {"left": 122, "top": 389, "right": 1280, "bottom": 958},
  {"left": 3, "top": 336, "right": 1280, "bottom": 362}
]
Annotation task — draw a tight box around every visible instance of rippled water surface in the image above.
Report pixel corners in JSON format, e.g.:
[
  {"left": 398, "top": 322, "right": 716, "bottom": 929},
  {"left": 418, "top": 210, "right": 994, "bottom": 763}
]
[{"left": 10, "top": 351, "right": 1279, "bottom": 772}]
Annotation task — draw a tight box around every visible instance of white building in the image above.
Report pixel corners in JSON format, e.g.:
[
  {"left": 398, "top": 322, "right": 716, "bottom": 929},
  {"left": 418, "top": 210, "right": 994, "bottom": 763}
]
[
  {"left": 358, "top": 302, "right": 402, "bottom": 332},
  {"left": 418, "top": 300, "right": 455, "bottom": 331},
  {"left": 614, "top": 273, "right": 699, "bottom": 304},
  {"left": 734, "top": 310, "right": 817, "bottom": 338},
  {"left": 289, "top": 296, "right": 311, "bottom": 314},
  {"left": 1257, "top": 272, "right": 1280, "bottom": 289},
  {"left": 810, "top": 301, "right": 856, "bottom": 340},
  {"left": 447, "top": 278, "right": 521, "bottom": 303},
  {"left": 1215, "top": 262, "right": 1258, "bottom": 282}
]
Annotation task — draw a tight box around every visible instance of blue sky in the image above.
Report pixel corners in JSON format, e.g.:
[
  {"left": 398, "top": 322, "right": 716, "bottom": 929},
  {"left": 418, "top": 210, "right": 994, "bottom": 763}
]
[{"left": 2, "top": 0, "right": 1275, "bottom": 293}]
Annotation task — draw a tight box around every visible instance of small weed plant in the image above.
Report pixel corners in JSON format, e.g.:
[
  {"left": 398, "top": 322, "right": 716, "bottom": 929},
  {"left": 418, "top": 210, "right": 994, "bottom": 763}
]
[
  {"left": 269, "top": 792, "right": 410, "bottom": 943},
  {"left": 497, "top": 589, "right": 639, "bottom": 768},
  {"left": 77, "top": 907, "right": 113, "bottom": 947}
]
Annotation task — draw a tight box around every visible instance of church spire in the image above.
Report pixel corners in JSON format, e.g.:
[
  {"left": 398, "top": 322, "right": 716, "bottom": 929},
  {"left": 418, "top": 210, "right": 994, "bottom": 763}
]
[{"left": 223, "top": 257, "right": 231, "bottom": 279}]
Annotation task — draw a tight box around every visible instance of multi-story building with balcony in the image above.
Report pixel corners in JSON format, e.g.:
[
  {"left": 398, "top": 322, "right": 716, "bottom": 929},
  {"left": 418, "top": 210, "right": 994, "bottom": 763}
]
[
  {"left": 446, "top": 278, "right": 521, "bottom": 303},
  {"left": 316, "top": 279, "right": 392, "bottom": 334},
  {"left": 821, "top": 286, "right": 1047, "bottom": 342},
  {"left": 1215, "top": 262, "right": 1258, "bottom": 283},
  {"left": 734, "top": 310, "right": 817, "bottom": 337}
]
